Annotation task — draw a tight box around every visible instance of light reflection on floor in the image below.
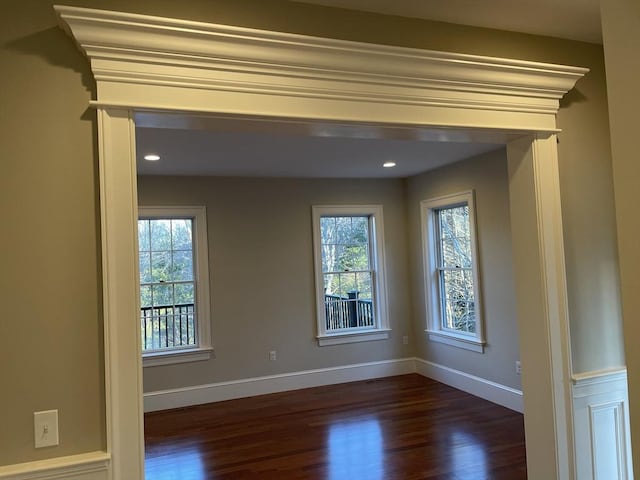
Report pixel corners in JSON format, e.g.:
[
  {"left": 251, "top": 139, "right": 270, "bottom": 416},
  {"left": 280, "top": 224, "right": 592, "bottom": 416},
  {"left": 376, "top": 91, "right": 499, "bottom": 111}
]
[
  {"left": 145, "top": 443, "right": 204, "bottom": 480},
  {"left": 449, "top": 429, "right": 488, "bottom": 479},
  {"left": 328, "top": 417, "right": 384, "bottom": 480}
]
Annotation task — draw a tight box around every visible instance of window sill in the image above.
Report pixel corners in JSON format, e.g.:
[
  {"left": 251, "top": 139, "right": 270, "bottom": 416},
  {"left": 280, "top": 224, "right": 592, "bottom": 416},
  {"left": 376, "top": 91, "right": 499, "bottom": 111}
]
[
  {"left": 426, "top": 330, "right": 485, "bottom": 353},
  {"left": 142, "top": 347, "right": 213, "bottom": 367},
  {"left": 317, "top": 329, "right": 390, "bottom": 346}
]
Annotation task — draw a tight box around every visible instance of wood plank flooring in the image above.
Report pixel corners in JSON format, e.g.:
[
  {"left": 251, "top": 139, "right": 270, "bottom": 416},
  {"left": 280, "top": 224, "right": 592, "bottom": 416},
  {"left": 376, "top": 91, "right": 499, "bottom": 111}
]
[{"left": 144, "top": 374, "right": 526, "bottom": 479}]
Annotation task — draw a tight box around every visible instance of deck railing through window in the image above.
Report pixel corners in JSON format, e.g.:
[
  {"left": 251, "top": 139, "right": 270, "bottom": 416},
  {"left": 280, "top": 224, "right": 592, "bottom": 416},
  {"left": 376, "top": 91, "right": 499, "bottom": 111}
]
[
  {"left": 141, "top": 303, "right": 195, "bottom": 351},
  {"left": 324, "top": 292, "right": 373, "bottom": 330}
]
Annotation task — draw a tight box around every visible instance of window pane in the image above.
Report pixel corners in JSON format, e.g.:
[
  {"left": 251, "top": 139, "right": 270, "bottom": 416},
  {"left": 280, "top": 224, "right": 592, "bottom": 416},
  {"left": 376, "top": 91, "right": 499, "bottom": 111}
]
[
  {"left": 138, "top": 220, "right": 150, "bottom": 252},
  {"left": 174, "top": 283, "right": 194, "bottom": 306},
  {"left": 324, "top": 273, "right": 340, "bottom": 297},
  {"left": 150, "top": 219, "right": 172, "bottom": 250},
  {"left": 171, "top": 219, "right": 193, "bottom": 250},
  {"left": 140, "top": 285, "right": 152, "bottom": 308},
  {"left": 342, "top": 245, "right": 369, "bottom": 271},
  {"left": 151, "top": 251, "right": 171, "bottom": 283},
  {"left": 441, "top": 237, "right": 472, "bottom": 268},
  {"left": 351, "top": 216, "right": 369, "bottom": 244},
  {"left": 439, "top": 205, "right": 469, "bottom": 238},
  {"left": 320, "top": 217, "right": 337, "bottom": 243},
  {"left": 337, "top": 272, "right": 357, "bottom": 298},
  {"left": 335, "top": 217, "right": 352, "bottom": 244},
  {"left": 438, "top": 205, "right": 472, "bottom": 269},
  {"left": 172, "top": 250, "right": 193, "bottom": 281},
  {"left": 152, "top": 283, "right": 173, "bottom": 307},
  {"left": 441, "top": 268, "right": 475, "bottom": 334},
  {"left": 321, "top": 244, "right": 333, "bottom": 273},
  {"left": 139, "top": 252, "right": 152, "bottom": 283},
  {"left": 327, "top": 245, "right": 346, "bottom": 273},
  {"left": 355, "top": 272, "right": 374, "bottom": 328},
  {"left": 355, "top": 272, "right": 373, "bottom": 300}
]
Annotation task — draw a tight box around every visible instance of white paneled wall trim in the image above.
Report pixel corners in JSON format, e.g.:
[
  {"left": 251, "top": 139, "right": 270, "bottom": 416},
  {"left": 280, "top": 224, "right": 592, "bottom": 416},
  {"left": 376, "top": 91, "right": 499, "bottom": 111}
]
[
  {"left": 0, "top": 452, "right": 110, "bottom": 480},
  {"left": 144, "top": 357, "right": 523, "bottom": 413},
  {"left": 572, "top": 368, "right": 633, "bottom": 480}
]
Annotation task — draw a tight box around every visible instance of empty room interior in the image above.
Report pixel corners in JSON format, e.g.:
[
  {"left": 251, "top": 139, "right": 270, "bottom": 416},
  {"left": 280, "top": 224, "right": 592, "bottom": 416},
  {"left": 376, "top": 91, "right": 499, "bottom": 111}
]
[
  {"left": 135, "top": 116, "right": 525, "bottom": 478},
  {"left": 3, "top": 1, "right": 637, "bottom": 480}
]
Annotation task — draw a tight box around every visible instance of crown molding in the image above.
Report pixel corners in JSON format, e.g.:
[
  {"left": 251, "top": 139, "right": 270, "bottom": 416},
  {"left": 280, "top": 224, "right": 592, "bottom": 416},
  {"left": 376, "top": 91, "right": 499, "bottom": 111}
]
[{"left": 55, "top": 5, "right": 587, "bottom": 129}]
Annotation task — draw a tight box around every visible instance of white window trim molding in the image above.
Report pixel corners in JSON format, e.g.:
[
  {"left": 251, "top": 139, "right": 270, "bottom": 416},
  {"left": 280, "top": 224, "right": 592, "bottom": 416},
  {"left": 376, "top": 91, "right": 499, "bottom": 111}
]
[
  {"left": 56, "top": 6, "right": 586, "bottom": 480},
  {"left": 312, "top": 205, "right": 390, "bottom": 346},
  {"left": 421, "top": 191, "right": 485, "bottom": 353},
  {"left": 138, "top": 205, "right": 212, "bottom": 367}
]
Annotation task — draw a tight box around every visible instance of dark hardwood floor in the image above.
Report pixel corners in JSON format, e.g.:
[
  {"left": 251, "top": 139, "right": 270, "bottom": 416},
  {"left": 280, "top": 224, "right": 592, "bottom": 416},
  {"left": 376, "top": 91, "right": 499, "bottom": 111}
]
[{"left": 144, "top": 374, "right": 526, "bottom": 479}]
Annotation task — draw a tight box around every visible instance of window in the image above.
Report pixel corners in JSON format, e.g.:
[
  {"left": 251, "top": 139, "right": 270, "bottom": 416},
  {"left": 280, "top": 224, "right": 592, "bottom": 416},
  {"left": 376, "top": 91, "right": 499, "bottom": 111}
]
[
  {"left": 312, "top": 205, "right": 389, "bottom": 346},
  {"left": 421, "top": 191, "right": 485, "bottom": 352},
  {"left": 138, "top": 206, "right": 212, "bottom": 366}
]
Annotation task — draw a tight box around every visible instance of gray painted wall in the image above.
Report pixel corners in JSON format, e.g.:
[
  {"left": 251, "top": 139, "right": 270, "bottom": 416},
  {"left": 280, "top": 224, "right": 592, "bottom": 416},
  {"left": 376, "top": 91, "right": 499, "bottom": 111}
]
[
  {"left": 138, "top": 176, "right": 413, "bottom": 392},
  {"left": 139, "top": 149, "right": 521, "bottom": 393},
  {"left": 407, "top": 149, "right": 521, "bottom": 390}
]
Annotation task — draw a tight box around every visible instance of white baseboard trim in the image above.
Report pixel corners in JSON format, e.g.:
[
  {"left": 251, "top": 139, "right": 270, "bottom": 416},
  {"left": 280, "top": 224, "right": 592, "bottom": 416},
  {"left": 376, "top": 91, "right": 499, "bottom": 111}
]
[
  {"left": 144, "top": 357, "right": 416, "bottom": 412},
  {"left": 414, "top": 358, "right": 524, "bottom": 413},
  {"left": 572, "top": 367, "right": 632, "bottom": 480},
  {"left": 0, "top": 452, "right": 110, "bottom": 480}
]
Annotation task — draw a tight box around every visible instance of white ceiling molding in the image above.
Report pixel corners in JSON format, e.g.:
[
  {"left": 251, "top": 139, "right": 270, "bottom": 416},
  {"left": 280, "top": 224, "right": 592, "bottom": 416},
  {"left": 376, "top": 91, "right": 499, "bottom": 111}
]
[{"left": 55, "top": 5, "right": 587, "bottom": 132}]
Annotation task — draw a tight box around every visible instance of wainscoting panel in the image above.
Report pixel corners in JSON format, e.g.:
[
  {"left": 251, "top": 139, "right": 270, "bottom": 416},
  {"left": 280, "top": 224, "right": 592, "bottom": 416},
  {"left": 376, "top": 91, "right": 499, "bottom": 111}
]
[
  {"left": 573, "top": 368, "right": 632, "bottom": 480},
  {"left": 0, "top": 452, "right": 110, "bottom": 480}
]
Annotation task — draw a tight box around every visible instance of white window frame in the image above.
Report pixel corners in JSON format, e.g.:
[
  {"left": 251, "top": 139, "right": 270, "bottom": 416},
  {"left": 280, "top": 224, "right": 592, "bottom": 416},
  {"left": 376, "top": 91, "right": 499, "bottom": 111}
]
[
  {"left": 312, "top": 205, "right": 390, "bottom": 346},
  {"left": 138, "top": 205, "right": 213, "bottom": 366},
  {"left": 421, "top": 191, "right": 485, "bottom": 353}
]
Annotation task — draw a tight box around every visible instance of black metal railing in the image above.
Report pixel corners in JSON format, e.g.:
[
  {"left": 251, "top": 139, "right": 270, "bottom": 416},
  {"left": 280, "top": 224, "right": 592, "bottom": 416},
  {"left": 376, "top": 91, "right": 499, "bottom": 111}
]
[
  {"left": 324, "top": 291, "right": 373, "bottom": 331},
  {"left": 140, "top": 303, "right": 195, "bottom": 351}
]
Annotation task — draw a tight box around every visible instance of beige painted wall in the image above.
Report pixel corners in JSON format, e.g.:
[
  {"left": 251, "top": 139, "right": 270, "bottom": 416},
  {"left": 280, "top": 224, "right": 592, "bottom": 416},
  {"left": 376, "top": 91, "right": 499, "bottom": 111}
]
[
  {"left": 0, "top": 0, "right": 623, "bottom": 466},
  {"left": 138, "top": 176, "right": 412, "bottom": 391},
  {"left": 407, "top": 149, "right": 521, "bottom": 389},
  {"left": 601, "top": 0, "right": 640, "bottom": 471},
  {"left": 0, "top": 0, "right": 105, "bottom": 465}
]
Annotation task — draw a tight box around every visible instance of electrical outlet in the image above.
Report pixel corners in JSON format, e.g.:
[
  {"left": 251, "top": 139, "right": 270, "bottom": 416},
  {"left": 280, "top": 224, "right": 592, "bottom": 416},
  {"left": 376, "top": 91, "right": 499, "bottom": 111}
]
[
  {"left": 269, "top": 350, "right": 277, "bottom": 361},
  {"left": 515, "top": 361, "right": 522, "bottom": 375},
  {"left": 402, "top": 335, "right": 409, "bottom": 345},
  {"left": 34, "top": 410, "right": 59, "bottom": 448}
]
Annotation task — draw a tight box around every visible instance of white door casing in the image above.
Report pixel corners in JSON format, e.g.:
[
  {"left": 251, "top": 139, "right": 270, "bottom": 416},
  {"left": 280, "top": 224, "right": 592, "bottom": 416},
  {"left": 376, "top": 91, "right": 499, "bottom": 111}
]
[{"left": 55, "top": 6, "right": 586, "bottom": 479}]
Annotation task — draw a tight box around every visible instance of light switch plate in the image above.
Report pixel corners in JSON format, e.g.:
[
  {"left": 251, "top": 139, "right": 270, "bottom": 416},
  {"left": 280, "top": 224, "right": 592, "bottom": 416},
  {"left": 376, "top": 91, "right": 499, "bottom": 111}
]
[{"left": 34, "top": 410, "right": 59, "bottom": 448}]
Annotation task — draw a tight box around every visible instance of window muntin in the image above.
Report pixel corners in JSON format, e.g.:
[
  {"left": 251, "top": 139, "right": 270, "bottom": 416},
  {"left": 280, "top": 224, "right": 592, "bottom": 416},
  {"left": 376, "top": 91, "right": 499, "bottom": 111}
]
[
  {"left": 421, "top": 192, "right": 484, "bottom": 352},
  {"left": 138, "top": 206, "right": 212, "bottom": 365},
  {"left": 312, "top": 205, "right": 389, "bottom": 346}
]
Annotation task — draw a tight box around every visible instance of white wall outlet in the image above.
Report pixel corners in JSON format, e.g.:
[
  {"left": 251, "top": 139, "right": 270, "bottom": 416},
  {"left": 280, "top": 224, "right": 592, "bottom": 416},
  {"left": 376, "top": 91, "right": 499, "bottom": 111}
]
[
  {"left": 269, "top": 350, "right": 277, "bottom": 361},
  {"left": 34, "top": 410, "right": 59, "bottom": 448},
  {"left": 402, "top": 335, "right": 409, "bottom": 345},
  {"left": 515, "top": 360, "right": 522, "bottom": 375}
]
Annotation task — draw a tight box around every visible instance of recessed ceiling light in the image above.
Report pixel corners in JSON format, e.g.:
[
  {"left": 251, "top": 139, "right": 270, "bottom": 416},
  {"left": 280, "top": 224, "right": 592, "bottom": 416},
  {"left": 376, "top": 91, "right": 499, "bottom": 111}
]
[
  {"left": 383, "top": 161, "right": 396, "bottom": 168},
  {"left": 144, "top": 154, "right": 160, "bottom": 161}
]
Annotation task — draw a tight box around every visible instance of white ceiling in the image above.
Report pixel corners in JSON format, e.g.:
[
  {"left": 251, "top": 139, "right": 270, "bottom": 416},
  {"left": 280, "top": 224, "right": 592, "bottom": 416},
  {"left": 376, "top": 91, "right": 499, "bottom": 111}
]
[
  {"left": 136, "top": 125, "right": 503, "bottom": 179},
  {"left": 293, "top": 0, "right": 602, "bottom": 44}
]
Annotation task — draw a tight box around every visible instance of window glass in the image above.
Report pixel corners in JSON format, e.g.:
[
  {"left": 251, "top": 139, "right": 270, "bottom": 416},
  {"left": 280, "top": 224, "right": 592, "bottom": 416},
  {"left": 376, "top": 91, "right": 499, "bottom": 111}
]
[{"left": 138, "top": 218, "right": 196, "bottom": 352}]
